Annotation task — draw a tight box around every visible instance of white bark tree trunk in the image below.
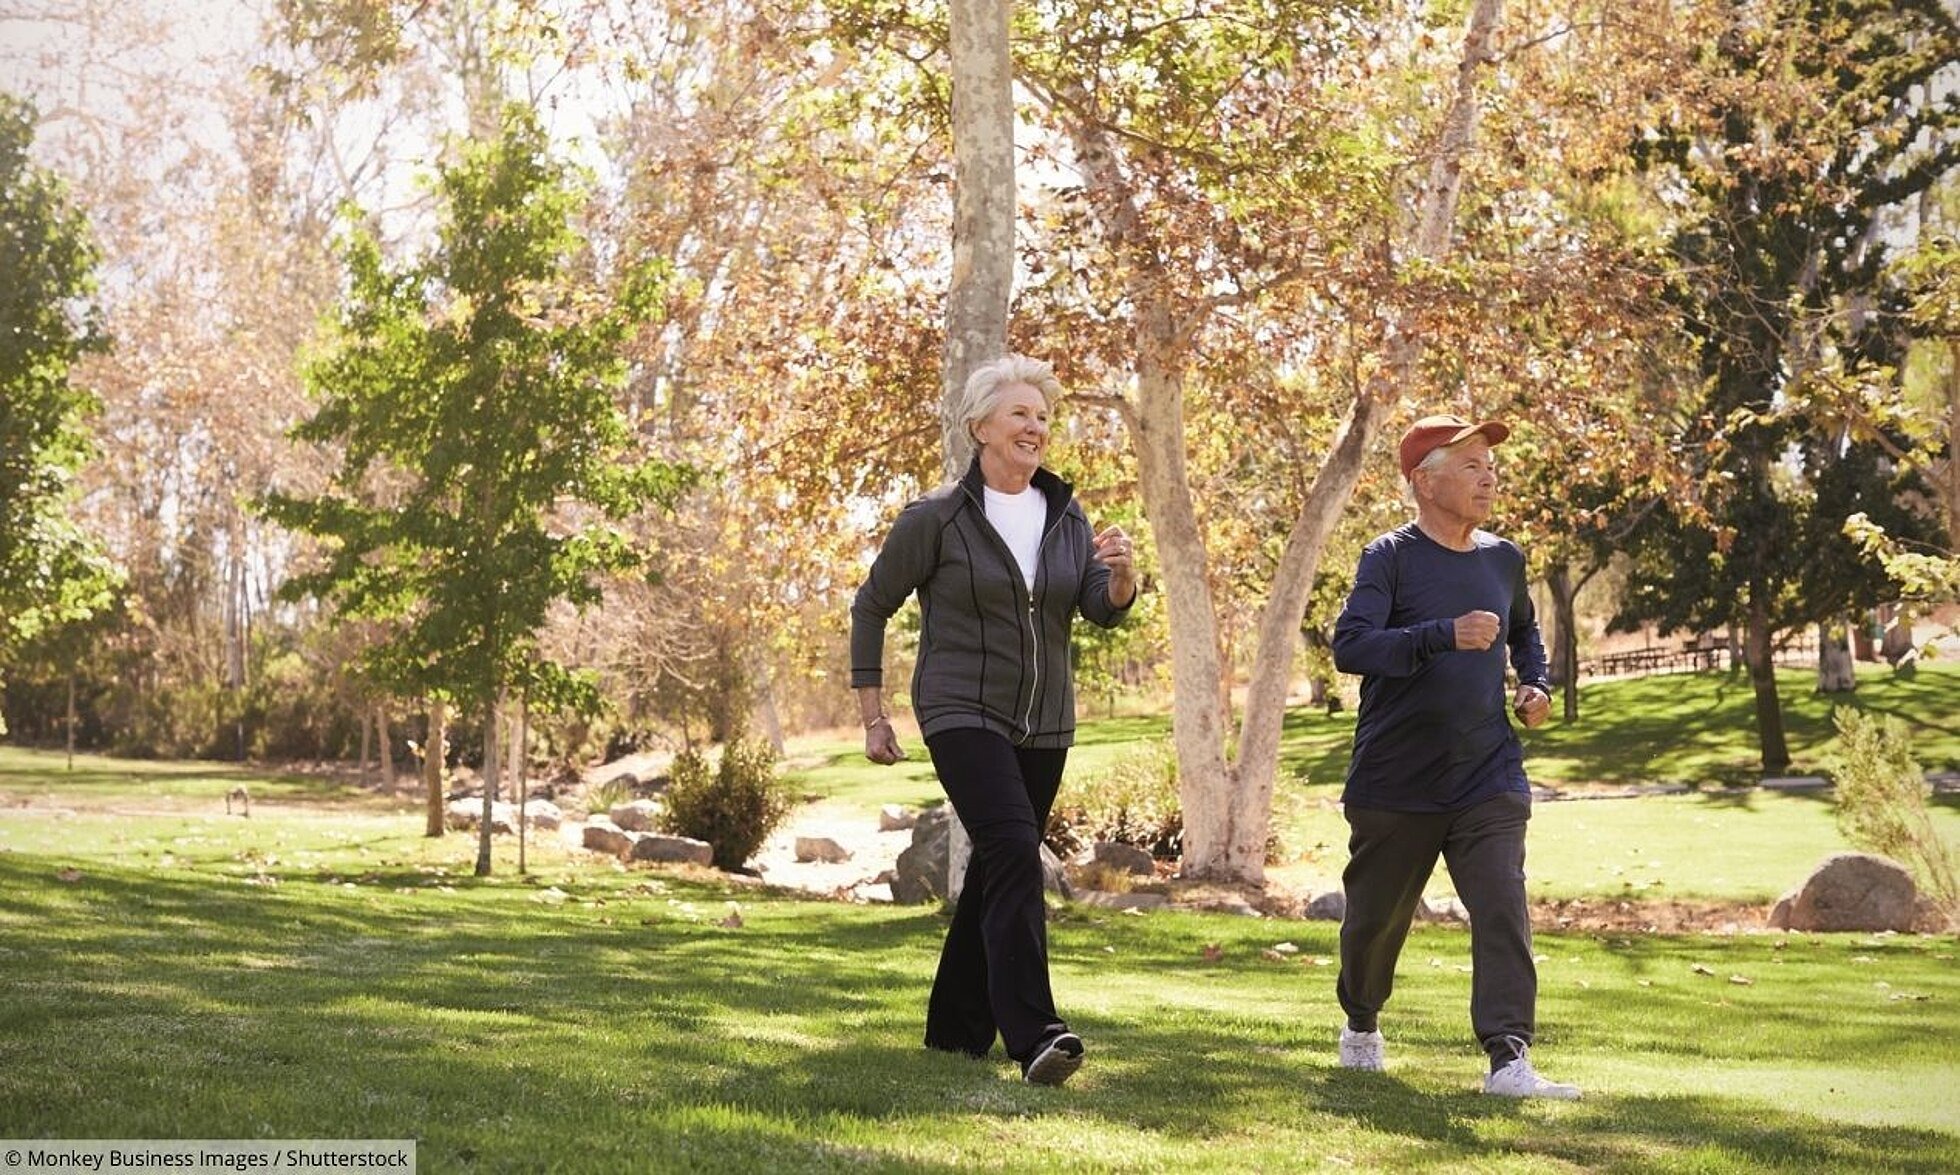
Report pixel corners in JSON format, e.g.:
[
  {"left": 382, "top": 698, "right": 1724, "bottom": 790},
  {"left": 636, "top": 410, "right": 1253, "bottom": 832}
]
[
  {"left": 424, "top": 700, "right": 447, "bottom": 838},
  {"left": 940, "top": 0, "right": 1016, "bottom": 901},
  {"left": 474, "top": 694, "right": 502, "bottom": 876}
]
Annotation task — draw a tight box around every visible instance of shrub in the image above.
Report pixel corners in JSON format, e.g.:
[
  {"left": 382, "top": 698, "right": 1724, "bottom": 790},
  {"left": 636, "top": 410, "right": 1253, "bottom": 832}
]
[
  {"left": 658, "top": 738, "right": 795, "bottom": 871},
  {"left": 1828, "top": 707, "right": 1959, "bottom": 927},
  {"left": 1047, "top": 739, "right": 1183, "bottom": 860}
]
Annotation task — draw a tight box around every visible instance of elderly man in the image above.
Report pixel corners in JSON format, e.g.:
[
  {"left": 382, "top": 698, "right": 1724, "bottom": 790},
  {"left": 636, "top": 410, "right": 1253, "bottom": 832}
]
[{"left": 1329, "top": 413, "right": 1579, "bottom": 1099}]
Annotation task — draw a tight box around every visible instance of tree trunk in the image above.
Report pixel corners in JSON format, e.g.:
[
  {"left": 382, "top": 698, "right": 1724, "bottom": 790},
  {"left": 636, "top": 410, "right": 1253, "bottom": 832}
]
[
  {"left": 377, "top": 705, "right": 395, "bottom": 785},
  {"left": 424, "top": 699, "right": 447, "bottom": 838},
  {"left": 515, "top": 695, "right": 529, "bottom": 876},
  {"left": 1545, "top": 560, "right": 1585, "bottom": 722},
  {"left": 941, "top": 0, "right": 1015, "bottom": 482},
  {"left": 939, "top": 0, "right": 1015, "bottom": 903},
  {"left": 1851, "top": 613, "right": 1877, "bottom": 662},
  {"left": 1816, "top": 620, "right": 1856, "bottom": 693},
  {"left": 65, "top": 671, "right": 75, "bottom": 771},
  {"left": 475, "top": 695, "right": 501, "bottom": 876},
  {"left": 359, "top": 708, "right": 372, "bottom": 789},
  {"left": 1745, "top": 587, "right": 1791, "bottom": 774}
]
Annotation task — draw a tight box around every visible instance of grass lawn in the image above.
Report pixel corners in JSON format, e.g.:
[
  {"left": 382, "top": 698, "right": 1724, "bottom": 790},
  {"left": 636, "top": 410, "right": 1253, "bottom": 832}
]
[{"left": 3, "top": 751, "right": 1958, "bottom": 1171}]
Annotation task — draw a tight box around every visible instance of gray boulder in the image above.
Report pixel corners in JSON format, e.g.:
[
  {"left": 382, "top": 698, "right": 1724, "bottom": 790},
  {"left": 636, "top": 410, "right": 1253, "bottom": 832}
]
[
  {"left": 609, "top": 799, "right": 660, "bottom": 832},
  {"left": 1306, "top": 891, "right": 1347, "bottom": 921},
  {"left": 878, "top": 804, "right": 918, "bottom": 832},
  {"left": 629, "top": 834, "right": 715, "bottom": 867},
  {"left": 1768, "top": 852, "right": 1919, "bottom": 932},
  {"left": 795, "top": 836, "right": 852, "bottom": 864},
  {"left": 582, "top": 821, "right": 636, "bottom": 857},
  {"left": 1090, "top": 841, "right": 1156, "bottom": 877},
  {"left": 890, "top": 805, "right": 1069, "bottom": 904},
  {"left": 892, "top": 806, "right": 955, "bottom": 904}
]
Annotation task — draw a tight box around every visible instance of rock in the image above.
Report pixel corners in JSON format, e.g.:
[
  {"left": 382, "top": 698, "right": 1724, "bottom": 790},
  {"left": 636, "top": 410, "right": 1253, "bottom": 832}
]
[
  {"left": 521, "top": 799, "right": 562, "bottom": 830},
  {"left": 1090, "top": 841, "right": 1156, "bottom": 877},
  {"left": 609, "top": 799, "right": 661, "bottom": 832},
  {"left": 878, "top": 804, "right": 917, "bottom": 832},
  {"left": 446, "top": 799, "right": 516, "bottom": 833},
  {"left": 1306, "top": 891, "right": 1346, "bottom": 921},
  {"left": 1040, "top": 844, "right": 1072, "bottom": 901},
  {"left": 1077, "top": 892, "right": 1170, "bottom": 911},
  {"left": 629, "top": 834, "right": 715, "bottom": 867},
  {"left": 889, "top": 805, "right": 1068, "bottom": 904},
  {"left": 582, "top": 821, "right": 636, "bottom": 857},
  {"left": 600, "top": 770, "right": 640, "bottom": 792},
  {"left": 795, "top": 836, "right": 852, "bottom": 864},
  {"left": 1769, "top": 852, "right": 1919, "bottom": 932},
  {"left": 1418, "top": 896, "right": 1469, "bottom": 923},
  {"left": 892, "top": 806, "right": 955, "bottom": 904}
]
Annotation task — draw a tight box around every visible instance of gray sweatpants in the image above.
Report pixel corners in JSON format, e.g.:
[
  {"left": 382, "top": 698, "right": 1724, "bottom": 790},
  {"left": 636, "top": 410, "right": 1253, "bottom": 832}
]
[{"left": 1335, "top": 791, "right": 1536, "bottom": 1058}]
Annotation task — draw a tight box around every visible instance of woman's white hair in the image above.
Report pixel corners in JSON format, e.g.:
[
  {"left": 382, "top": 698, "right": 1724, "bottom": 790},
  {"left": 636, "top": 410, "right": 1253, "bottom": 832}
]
[{"left": 958, "top": 353, "right": 1064, "bottom": 442}]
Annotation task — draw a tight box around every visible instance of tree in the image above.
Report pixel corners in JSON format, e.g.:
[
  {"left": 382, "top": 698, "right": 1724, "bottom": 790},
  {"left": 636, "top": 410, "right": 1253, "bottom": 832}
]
[
  {"left": 1008, "top": 0, "right": 1510, "bottom": 881},
  {"left": 262, "top": 105, "right": 690, "bottom": 874},
  {"left": 1613, "top": 0, "right": 1960, "bottom": 771},
  {"left": 0, "top": 93, "right": 119, "bottom": 719}
]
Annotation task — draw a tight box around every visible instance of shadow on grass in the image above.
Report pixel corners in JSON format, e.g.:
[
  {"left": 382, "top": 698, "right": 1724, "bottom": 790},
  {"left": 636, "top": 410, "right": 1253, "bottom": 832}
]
[
  {"left": 3, "top": 854, "right": 1954, "bottom": 1170},
  {"left": 1299, "top": 1070, "right": 1956, "bottom": 1172}
]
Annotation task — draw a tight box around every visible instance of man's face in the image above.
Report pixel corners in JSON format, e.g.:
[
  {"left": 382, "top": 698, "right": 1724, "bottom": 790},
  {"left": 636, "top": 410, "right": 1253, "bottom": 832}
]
[{"left": 1415, "top": 436, "right": 1498, "bottom": 524}]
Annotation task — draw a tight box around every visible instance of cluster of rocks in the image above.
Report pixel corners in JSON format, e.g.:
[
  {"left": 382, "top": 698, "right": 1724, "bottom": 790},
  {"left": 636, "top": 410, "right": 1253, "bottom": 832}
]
[
  {"left": 579, "top": 798, "right": 714, "bottom": 867},
  {"left": 444, "top": 797, "right": 563, "bottom": 834}
]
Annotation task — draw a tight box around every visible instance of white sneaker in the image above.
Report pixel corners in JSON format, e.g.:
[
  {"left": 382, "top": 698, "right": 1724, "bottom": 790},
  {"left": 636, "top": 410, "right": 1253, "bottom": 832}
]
[
  {"left": 1338, "top": 1026, "right": 1385, "bottom": 1071},
  {"left": 1483, "top": 1050, "right": 1581, "bottom": 1100}
]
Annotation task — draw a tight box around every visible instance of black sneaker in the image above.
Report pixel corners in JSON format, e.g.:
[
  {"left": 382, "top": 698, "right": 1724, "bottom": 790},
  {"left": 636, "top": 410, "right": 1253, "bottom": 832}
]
[{"left": 1022, "top": 1031, "right": 1085, "bottom": 1087}]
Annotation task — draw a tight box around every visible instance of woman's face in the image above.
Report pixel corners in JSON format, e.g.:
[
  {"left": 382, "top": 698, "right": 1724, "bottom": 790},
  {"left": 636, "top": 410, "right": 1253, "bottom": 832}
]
[{"left": 973, "top": 382, "right": 1050, "bottom": 477}]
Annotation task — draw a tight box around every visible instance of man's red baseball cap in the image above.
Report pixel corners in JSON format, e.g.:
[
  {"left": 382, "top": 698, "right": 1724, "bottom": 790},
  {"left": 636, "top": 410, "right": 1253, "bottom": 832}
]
[{"left": 1398, "top": 414, "right": 1510, "bottom": 479}]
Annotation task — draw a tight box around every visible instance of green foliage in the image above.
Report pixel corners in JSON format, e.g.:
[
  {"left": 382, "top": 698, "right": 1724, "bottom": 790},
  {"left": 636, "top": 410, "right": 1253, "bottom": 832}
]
[
  {"left": 260, "top": 103, "right": 692, "bottom": 721},
  {"left": 1828, "top": 706, "right": 1960, "bottom": 926},
  {"left": 658, "top": 738, "right": 794, "bottom": 871},
  {"left": 1046, "top": 738, "right": 1184, "bottom": 859},
  {"left": 0, "top": 93, "right": 119, "bottom": 684},
  {"left": 1845, "top": 512, "right": 1960, "bottom": 605}
]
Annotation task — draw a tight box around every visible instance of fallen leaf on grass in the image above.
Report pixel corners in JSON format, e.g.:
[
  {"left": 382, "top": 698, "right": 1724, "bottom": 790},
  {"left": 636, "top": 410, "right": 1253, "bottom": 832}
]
[
  {"left": 1691, "top": 963, "right": 1715, "bottom": 975},
  {"left": 717, "top": 904, "right": 744, "bottom": 929},
  {"left": 55, "top": 868, "right": 82, "bottom": 883},
  {"left": 1261, "top": 949, "right": 1290, "bottom": 963},
  {"left": 1889, "top": 992, "right": 1932, "bottom": 1002},
  {"left": 1201, "top": 943, "right": 1225, "bottom": 963},
  {"left": 1271, "top": 942, "right": 1299, "bottom": 954},
  {"left": 1728, "top": 975, "right": 1754, "bottom": 986}
]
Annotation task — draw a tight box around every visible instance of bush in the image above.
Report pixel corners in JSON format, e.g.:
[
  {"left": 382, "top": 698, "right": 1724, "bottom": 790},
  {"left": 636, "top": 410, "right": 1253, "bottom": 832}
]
[
  {"left": 1828, "top": 707, "right": 1959, "bottom": 927},
  {"left": 1046, "top": 739, "right": 1183, "bottom": 860},
  {"left": 658, "top": 738, "right": 795, "bottom": 871}
]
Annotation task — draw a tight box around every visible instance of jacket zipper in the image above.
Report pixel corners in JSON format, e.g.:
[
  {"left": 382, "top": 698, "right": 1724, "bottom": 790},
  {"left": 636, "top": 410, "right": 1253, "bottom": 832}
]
[{"left": 1018, "top": 512, "right": 1066, "bottom": 744}]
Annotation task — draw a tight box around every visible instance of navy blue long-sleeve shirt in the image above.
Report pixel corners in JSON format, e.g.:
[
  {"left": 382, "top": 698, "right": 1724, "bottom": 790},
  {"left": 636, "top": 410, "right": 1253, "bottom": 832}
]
[{"left": 1332, "top": 523, "right": 1549, "bottom": 813}]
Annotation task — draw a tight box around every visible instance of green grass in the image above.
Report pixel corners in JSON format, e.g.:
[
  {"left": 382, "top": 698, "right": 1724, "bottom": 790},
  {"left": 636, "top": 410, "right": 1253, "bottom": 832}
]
[
  {"left": 3, "top": 753, "right": 1958, "bottom": 1171},
  {"left": 1264, "top": 663, "right": 1960, "bottom": 791}
]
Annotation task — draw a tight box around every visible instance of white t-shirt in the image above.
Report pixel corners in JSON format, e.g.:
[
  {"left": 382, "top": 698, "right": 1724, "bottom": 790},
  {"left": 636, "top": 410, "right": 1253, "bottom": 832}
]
[{"left": 984, "top": 484, "right": 1047, "bottom": 591}]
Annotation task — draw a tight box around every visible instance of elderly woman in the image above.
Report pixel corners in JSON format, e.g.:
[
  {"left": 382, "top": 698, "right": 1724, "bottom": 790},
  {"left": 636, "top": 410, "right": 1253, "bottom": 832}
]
[{"left": 850, "top": 353, "right": 1137, "bottom": 1087}]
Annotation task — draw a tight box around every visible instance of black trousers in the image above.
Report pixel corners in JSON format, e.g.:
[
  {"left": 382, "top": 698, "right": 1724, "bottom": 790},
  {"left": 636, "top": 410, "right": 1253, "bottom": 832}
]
[
  {"left": 922, "top": 728, "right": 1068, "bottom": 1064},
  {"left": 1336, "top": 791, "right": 1536, "bottom": 1057}
]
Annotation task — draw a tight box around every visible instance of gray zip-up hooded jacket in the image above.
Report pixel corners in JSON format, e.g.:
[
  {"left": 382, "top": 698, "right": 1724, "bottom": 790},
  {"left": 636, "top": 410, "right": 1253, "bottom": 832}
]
[{"left": 850, "top": 459, "right": 1132, "bottom": 748}]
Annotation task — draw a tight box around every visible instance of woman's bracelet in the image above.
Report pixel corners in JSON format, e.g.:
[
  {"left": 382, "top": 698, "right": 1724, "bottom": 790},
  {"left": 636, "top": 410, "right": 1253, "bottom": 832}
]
[{"left": 863, "top": 714, "right": 890, "bottom": 730}]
